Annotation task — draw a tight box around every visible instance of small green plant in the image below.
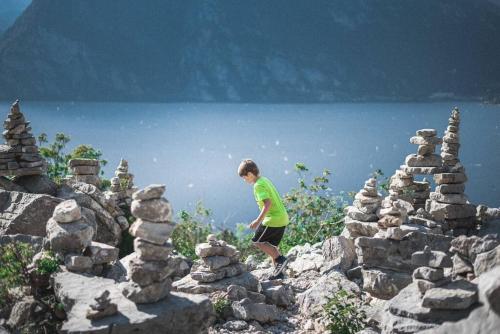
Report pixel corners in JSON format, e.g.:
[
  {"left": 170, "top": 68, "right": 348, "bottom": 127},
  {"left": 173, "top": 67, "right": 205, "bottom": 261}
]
[
  {"left": 280, "top": 163, "right": 347, "bottom": 254},
  {"left": 38, "top": 132, "right": 108, "bottom": 187},
  {"left": 34, "top": 253, "right": 59, "bottom": 275},
  {"left": 323, "top": 289, "right": 366, "bottom": 334},
  {"left": 171, "top": 201, "right": 213, "bottom": 260},
  {"left": 213, "top": 296, "right": 232, "bottom": 319}
]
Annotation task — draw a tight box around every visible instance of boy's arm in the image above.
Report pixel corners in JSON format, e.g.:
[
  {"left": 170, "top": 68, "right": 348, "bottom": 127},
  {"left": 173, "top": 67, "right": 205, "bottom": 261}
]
[{"left": 249, "top": 199, "right": 271, "bottom": 229}]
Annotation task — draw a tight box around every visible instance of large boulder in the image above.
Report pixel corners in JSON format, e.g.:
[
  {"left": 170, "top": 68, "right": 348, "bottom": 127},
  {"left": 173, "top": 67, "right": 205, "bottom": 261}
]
[
  {"left": 0, "top": 190, "right": 62, "bottom": 236},
  {"left": 297, "top": 270, "right": 360, "bottom": 316},
  {"left": 231, "top": 298, "right": 279, "bottom": 323},
  {"left": 362, "top": 268, "right": 412, "bottom": 300},
  {"left": 322, "top": 236, "right": 356, "bottom": 271},
  {"left": 12, "top": 174, "right": 58, "bottom": 196},
  {"left": 473, "top": 244, "right": 500, "bottom": 276},
  {"left": 53, "top": 271, "right": 215, "bottom": 334},
  {"left": 46, "top": 217, "right": 94, "bottom": 255}
]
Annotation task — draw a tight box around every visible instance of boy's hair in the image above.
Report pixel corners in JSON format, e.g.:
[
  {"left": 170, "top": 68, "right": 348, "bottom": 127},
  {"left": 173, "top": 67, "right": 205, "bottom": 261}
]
[{"left": 238, "top": 159, "right": 260, "bottom": 177}]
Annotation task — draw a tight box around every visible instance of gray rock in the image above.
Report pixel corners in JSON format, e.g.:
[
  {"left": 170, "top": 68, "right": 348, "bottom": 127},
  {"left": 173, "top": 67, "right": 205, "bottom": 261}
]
[
  {"left": 260, "top": 281, "right": 294, "bottom": 307},
  {"left": 410, "top": 136, "right": 442, "bottom": 145},
  {"left": 297, "top": 270, "right": 360, "bottom": 316},
  {"left": 131, "top": 198, "right": 172, "bottom": 222},
  {"left": 405, "top": 154, "right": 442, "bottom": 167},
  {"left": 12, "top": 174, "right": 57, "bottom": 196},
  {"left": 322, "top": 236, "right": 356, "bottom": 271},
  {"left": 0, "top": 233, "right": 44, "bottom": 253},
  {"left": 435, "top": 183, "right": 465, "bottom": 194},
  {"left": 0, "top": 176, "right": 27, "bottom": 192},
  {"left": 128, "top": 256, "right": 176, "bottom": 286},
  {"left": 173, "top": 271, "right": 260, "bottom": 294},
  {"left": 362, "top": 268, "right": 412, "bottom": 300},
  {"left": 450, "top": 234, "right": 499, "bottom": 263},
  {"left": 6, "top": 296, "right": 37, "bottom": 329},
  {"left": 227, "top": 284, "right": 249, "bottom": 301},
  {"left": 473, "top": 244, "right": 500, "bottom": 276},
  {"left": 121, "top": 279, "right": 172, "bottom": 304},
  {"left": 202, "top": 255, "right": 231, "bottom": 270},
  {"left": 46, "top": 217, "right": 94, "bottom": 255},
  {"left": 0, "top": 190, "right": 62, "bottom": 236},
  {"left": 65, "top": 254, "right": 93, "bottom": 272},
  {"left": 478, "top": 265, "right": 500, "bottom": 315},
  {"left": 53, "top": 199, "right": 82, "bottom": 223},
  {"left": 345, "top": 219, "right": 379, "bottom": 238},
  {"left": 434, "top": 173, "right": 467, "bottom": 185},
  {"left": 222, "top": 320, "right": 249, "bottom": 331},
  {"left": 54, "top": 271, "right": 214, "bottom": 332},
  {"left": 429, "top": 192, "right": 468, "bottom": 205},
  {"left": 132, "top": 184, "right": 166, "bottom": 201},
  {"left": 422, "top": 280, "right": 478, "bottom": 310},
  {"left": 411, "top": 247, "right": 452, "bottom": 268},
  {"left": 413, "top": 267, "right": 444, "bottom": 281},
  {"left": 191, "top": 263, "right": 245, "bottom": 283},
  {"left": 134, "top": 238, "right": 173, "bottom": 261},
  {"left": 195, "top": 242, "right": 238, "bottom": 258},
  {"left": 452, "top": 254, "right": 473, "bottom": 276},
  {"left": 85, "top": 241, "right": 119, "bottom": 264},
  {"left": 426, "top": 201, "right": 476, "bottom": 220},
  {"left": 232, "top": 298, "right": 279, "bottom": 323},
  {"left": 68, "top": 159, "right": 99, "bottom": 167},
  {"left": 129, "top": 219, "right": 175, "bottom": 245},
  {"left": 346, "top": 206, "right": 378, "bottom": 222}
]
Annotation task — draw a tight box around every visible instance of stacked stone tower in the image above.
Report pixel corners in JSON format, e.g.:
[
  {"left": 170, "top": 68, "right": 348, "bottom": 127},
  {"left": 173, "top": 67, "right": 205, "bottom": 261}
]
[
  {"left": 121, "top": 184, "right": 177, "bottom": 304},
  {"left": 0, "top": 100, "right": 46, "bottom": 176},
  {"left": 107, "top": 158, "right": 137, "bottom": 207},
  {"left": 401, "top": 129, "right": 443, "bottom": 175}
]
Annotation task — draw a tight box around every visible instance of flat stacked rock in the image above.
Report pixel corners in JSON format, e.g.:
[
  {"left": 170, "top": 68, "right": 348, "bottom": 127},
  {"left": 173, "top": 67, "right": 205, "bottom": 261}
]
[
  {"left": 68, "top": 159, "right": 101, "bottom": 187},
  {"left": 344, "top": 178, "right": 382, "bottom": 238},
  {"left": 441, "top": 107, "right": 461, "bottom": 168},
  {"left": 107, "top": 158, "right": 137, "bottom": 207},
  {"left": 121, "top": 184, "right": 177, "bottom": 304},
  {"left": 401, "top": 129, "right": 444, "bottom": 175},
  {"left": 0, "top": 100, "right": 46, "bottom": 177},
  {"left": 427, "top": 163, "right": 476, "bottom": 234},
  {"left": 411, "top": 246, "right": 452, "bottom": 295},
  {"left": 389, "top": 170, "right": 431, "bottom": 210},
  {"left": 190, "top": 235, "right": 245, "bottom": 283}
]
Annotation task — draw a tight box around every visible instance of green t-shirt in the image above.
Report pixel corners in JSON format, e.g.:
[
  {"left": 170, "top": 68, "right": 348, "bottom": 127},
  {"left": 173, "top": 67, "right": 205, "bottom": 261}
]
[{"left": 253, "top": 176, "right": 289, "bottom": 227}]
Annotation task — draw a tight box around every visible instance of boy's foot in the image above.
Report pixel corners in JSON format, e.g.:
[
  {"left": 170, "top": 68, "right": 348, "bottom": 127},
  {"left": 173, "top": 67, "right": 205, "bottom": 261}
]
[
  {"left": 272, "top": 255, "right": 289, "bottom": 277},
  {"left": 269, "top": 272, "right": 285, "bottom": 280}
]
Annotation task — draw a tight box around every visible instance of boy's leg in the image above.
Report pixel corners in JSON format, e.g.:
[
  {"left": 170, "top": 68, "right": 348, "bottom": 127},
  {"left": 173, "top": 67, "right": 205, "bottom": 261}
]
[{"left": 253, "top": 241, "right": 280, "bottom": 263}]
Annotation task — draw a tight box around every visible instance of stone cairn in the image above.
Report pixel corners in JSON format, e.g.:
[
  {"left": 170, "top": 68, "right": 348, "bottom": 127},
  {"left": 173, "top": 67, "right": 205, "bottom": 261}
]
[
  {"left": 190, "top": 234, "right": 245, "bottom": 283},
  {"left": 46, "top": 199, "right": 119, "bottom": 274},
  {"left": 107, "top": 158, "right": 137, "bottom": 208},
  {"left": 68, "top": 158, "right": 101, "bottom": 187},
  {"left": 0, "top": 100, "right": 46, "bottom": 177},
  {"left": 376, "top": 190, "right": 409, "bottom": 240},
  {"left": 389, "top": 169, "right": 430, "bottom": 211},
  {"left": 86, "top": 290, "right": 117, "bottom": 320},
  {"left": 401, "top": 129, "right": 443, "bottom": 175},
  {"left": 427, "top": 108, "right": 476, "bottom": 235},
  {"left": 411, "top": 246, "right": 452, "bottom": 295},
  {"left": 121, "top": 184, "right": 176, "bottom": 304},
  {"left": 344, "top": 177, "right": 382, "bottom": 238}
]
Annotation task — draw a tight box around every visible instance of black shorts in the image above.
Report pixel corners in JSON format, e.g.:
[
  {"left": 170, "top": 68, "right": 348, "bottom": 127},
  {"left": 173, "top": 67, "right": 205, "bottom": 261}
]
[{"left": 252, "top": 224, "right": 286, "bottom": 247}]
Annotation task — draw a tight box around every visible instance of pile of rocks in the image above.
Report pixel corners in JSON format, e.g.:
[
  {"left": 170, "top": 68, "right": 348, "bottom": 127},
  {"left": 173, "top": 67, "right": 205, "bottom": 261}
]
[
  {"left": 441, "top": 107, "right": 461, "bottom": 168},
  {"left": 401, "top": 129, "right": 443, "bottom": 175},
  {"left": 344, "top": 178, "right": 382, "bottom": 238},
  {"left": 107, "top": 158, "right": 137, "bottom": 208},
  {"left": 382, "top": 246, "right": 479, "bottom": 333},
  {"left": 68, "top": 159, "right": 101, "bottom": 187},
  {"left": 449, "top": 234, "right": 500, "bottom": 280},
  {"left": 46, "top": 199, "right": 119, "bottom": 274},
  {"left": 121, "top": 184, "right": 177, "bottom": 304},
  {"left": 0, "top": 100, "right": 46, "bottom": 177},
  {"left": 427, "top": 163, "right": 476, "bottom": 234},
  {"left": 411, "top": 246, "right": 452, "bottom": 295},
  {"left": 190, "top": 235, "right": 245, "bottom": 283},
  {"left": 377, "top": 190, "right": 408, "bottom": 231},
  {"left": 389, "top": 169, "right": 430, "bottom": 210}
]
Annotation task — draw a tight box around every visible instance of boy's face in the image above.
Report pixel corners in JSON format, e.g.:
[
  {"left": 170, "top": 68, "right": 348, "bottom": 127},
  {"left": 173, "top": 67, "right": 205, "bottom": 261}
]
[{"left": 241, "top": 172, "right": 257, "bottom": 184}]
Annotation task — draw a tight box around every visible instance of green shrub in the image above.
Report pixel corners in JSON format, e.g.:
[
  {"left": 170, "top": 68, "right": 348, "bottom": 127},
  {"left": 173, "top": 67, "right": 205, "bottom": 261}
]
[
  {"left": 213, "top": 296, "right": 232, "bottom": 319},
  {"left": 34, "top": 254, "right": 59, "bottom": 275},
  {"left": 323, "top": 289, "right": 366, "bottom": 334},
  {"left": 280, "top": 163, "right": 348, "bottom": 255},
  {"left": 0, "top": 242, "right": 33, "bottom": 306},
  {"left": 171, "top": 202, "right": 213, "bottom": 260},
  {"left": 37, "top": 132, "right": 108, "bottom": 188}
]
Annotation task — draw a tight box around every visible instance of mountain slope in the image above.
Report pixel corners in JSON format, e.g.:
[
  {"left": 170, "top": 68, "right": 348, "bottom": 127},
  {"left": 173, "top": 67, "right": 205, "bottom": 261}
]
[{"left": 0, "top": 0, "right": 499, "bottom": 102}]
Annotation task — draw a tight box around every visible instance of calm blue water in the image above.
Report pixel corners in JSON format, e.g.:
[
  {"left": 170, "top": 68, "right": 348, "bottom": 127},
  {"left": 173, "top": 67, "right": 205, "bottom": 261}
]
[{"left": 1, "top": 101, "right": 499, "bottom": 228}]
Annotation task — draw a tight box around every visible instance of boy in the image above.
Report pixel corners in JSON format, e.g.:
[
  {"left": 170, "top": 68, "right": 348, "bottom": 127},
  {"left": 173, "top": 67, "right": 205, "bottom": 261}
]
[{"left": 238, "top": 159, "right": 289, "bottom": 279}]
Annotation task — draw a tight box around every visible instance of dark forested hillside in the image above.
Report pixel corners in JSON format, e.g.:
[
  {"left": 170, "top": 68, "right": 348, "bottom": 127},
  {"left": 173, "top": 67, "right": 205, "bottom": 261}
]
[{"left": 0, "top": 0, "right": 499, "bottom": 102}]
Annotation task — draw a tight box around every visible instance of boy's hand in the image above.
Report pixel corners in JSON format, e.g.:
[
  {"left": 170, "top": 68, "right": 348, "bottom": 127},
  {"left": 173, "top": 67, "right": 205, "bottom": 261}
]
[{"left": 249, "top": 220, "right": 260, "bottom": 230}]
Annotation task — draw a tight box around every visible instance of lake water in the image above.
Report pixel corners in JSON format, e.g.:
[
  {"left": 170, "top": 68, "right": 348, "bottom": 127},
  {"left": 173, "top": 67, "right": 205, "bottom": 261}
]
[{"left": 1, "top": 101, "right": 499, "bottom": 229}]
